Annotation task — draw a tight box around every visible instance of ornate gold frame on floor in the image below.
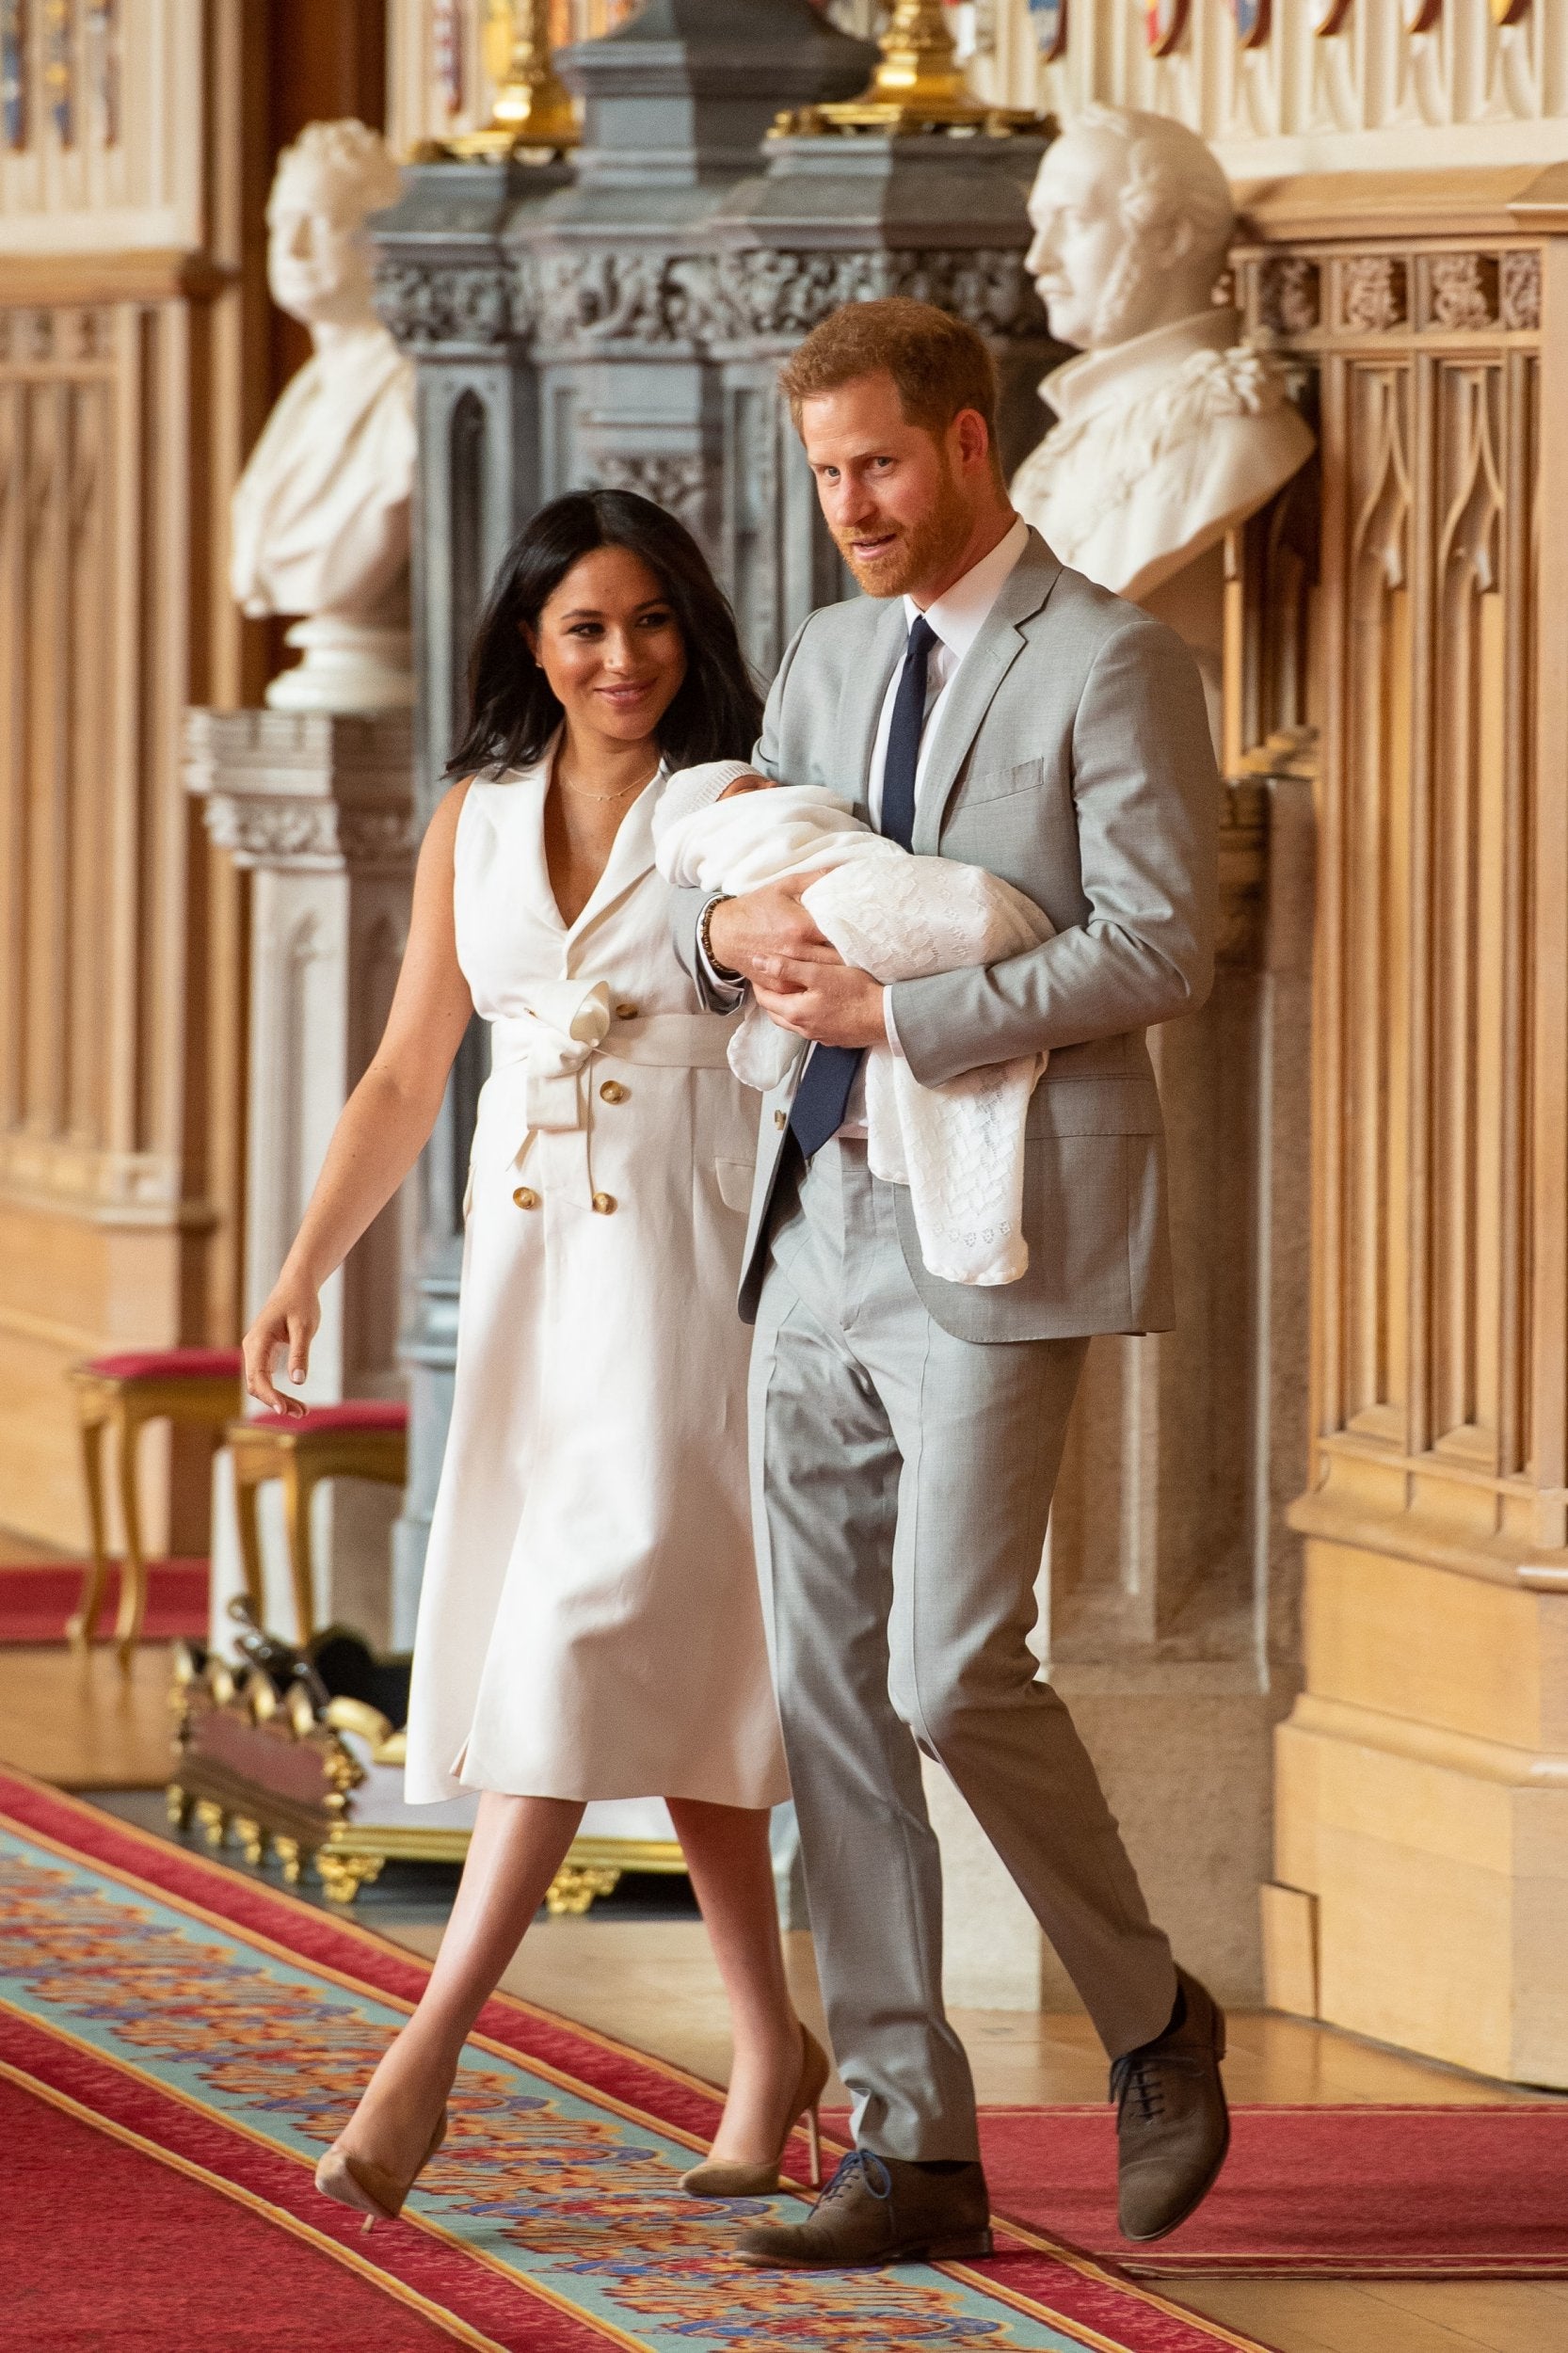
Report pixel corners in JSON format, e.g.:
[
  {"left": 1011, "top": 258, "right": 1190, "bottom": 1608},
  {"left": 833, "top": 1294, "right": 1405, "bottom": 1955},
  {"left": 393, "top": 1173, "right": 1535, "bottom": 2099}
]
[{"left": 167, "top": 1647, "right": 683, "bottom": 1910}]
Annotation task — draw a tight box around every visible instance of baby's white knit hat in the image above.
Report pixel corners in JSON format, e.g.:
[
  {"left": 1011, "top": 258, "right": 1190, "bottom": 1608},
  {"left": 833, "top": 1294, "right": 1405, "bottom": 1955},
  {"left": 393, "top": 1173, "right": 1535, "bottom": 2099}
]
[{"left": 653, "top": 760, "right": 756, "bottom": 836}]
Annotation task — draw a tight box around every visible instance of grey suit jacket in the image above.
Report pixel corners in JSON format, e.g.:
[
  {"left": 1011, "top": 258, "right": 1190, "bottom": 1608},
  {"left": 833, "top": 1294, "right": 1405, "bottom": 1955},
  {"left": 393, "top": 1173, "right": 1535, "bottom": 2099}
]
[{"left": 676, "top": 529, "right": 1219, "bottom": 1342}]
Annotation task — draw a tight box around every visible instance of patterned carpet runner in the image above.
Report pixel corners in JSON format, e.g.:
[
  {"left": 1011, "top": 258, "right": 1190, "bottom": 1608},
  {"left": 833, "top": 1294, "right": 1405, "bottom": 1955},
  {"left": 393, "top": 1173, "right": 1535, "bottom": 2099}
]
[{"left": 0, "top": 1767, "right": 1264, "bottom": 2353}]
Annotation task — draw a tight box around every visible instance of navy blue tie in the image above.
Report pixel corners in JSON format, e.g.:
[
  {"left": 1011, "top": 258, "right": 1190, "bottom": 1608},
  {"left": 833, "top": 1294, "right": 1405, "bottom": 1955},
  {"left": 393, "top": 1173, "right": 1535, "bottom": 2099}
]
[{"left": 788, "top": 614, "right": 937, "bottom": 1158}]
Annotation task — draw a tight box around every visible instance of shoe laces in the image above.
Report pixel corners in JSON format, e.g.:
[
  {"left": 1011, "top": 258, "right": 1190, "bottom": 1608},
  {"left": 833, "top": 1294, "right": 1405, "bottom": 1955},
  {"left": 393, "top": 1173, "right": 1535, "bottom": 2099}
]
[
  {"left": 819, "top": 2149, "right": 893, "bottom": 2208},
  {"left": 1112, "top": 2045, "right": 1205, "bottom": 2123}
]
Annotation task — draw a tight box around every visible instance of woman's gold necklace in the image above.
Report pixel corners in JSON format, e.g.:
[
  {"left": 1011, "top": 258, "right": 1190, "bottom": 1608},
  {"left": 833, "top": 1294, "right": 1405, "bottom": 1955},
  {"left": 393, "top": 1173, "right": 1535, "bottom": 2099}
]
[{"left": 556, "top": 758, "right": 661, "bottom": 805}]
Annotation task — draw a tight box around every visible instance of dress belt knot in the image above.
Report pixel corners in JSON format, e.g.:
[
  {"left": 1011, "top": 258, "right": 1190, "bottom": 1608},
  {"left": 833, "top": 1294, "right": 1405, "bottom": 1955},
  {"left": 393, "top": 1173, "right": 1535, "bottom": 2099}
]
[{"left": 476, "top": 995, "right": 743, "bottom": 1211}]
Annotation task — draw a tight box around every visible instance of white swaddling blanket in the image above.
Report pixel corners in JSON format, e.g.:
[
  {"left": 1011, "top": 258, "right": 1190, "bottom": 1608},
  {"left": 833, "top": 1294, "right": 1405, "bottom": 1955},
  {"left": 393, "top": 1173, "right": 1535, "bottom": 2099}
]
[{"left": 654, "top": 764, "right": 1053, "bottom": 1286}]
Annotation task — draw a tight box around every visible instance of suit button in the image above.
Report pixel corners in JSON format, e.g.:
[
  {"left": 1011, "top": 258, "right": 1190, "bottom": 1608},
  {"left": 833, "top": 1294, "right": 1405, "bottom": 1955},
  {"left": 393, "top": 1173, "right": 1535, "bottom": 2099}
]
[
  {"left": 615, "top": 1001, "right": 638, "bottom": 1020},
  {"left": 513, "top": 1187, "right": 539, "bottom": 1209},
  {"left": 775, "top": 1109, "right": 787, "bottom": 1129},
  {"left": 600, "top": 1080, "right": 628, "bottom": 1104},
  {"left": 591, "top": 1192, "right": 616, "bottom": 1215}
]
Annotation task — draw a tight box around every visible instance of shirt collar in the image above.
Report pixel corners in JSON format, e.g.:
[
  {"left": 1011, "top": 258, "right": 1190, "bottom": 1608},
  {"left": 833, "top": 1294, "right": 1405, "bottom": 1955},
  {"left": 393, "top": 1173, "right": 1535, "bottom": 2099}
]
[{"left": 904, "top": 514, "right": 1030, "bottom": 664}]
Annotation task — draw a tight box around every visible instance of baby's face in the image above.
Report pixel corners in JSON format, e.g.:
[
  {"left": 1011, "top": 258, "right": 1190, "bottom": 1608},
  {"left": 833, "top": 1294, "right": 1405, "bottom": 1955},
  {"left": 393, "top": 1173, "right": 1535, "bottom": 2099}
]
[{"left": 718, "top": 771, "right": 774, "bottom": 799}]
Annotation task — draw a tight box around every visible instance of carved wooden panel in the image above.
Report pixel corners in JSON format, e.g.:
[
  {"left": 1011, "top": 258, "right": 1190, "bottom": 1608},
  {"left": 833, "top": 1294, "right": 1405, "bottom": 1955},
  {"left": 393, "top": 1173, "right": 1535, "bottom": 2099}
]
[
  {"left": 986, "top": 0, "right": 1568, "bottom": 175},
  {"left": 1234, "top": 199, "right": 1558, "bottom": 1584},
  {"left": 0, "top": 301, "right": 168, "bottom": 1213}
]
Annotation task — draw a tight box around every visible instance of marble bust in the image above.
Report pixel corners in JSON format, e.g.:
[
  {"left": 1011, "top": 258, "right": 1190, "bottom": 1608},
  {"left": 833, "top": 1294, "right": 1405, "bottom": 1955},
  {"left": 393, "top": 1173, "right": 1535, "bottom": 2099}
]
[
  {"left": 231, "top": 120, "right": 416, "bottom": 713},
  {"left": 1012, "top": 107, "right": 1314, "bottom": 619}
]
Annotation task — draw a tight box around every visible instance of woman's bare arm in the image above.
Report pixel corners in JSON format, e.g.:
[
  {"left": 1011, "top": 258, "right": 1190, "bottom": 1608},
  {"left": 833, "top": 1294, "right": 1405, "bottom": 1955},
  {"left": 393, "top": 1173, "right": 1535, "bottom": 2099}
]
[{"left": 242, "top": 781, "right": 476, "bottom": 1414}]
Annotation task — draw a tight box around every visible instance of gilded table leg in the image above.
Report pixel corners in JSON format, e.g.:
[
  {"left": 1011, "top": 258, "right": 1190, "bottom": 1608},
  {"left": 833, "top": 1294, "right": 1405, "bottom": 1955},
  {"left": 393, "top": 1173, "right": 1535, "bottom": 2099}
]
[
  {"left": 282, "top": 1458, "right": 317, "bottom": 1644},
  {"left": 67, "top": 1404, "right": 111, "bottom": 1649},
  {"left": 232, "top": 1458, "right": 268, "bottom": 1625},
  {"left": 112, "top": 1403, "right": 149, "bottom": 1669}
]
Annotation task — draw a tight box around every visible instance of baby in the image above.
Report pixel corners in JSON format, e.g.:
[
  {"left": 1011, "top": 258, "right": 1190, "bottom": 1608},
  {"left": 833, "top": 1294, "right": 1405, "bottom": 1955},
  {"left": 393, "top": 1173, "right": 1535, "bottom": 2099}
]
[{"left": 653, "top": 760, "right": 1054, "bottom": 1288}]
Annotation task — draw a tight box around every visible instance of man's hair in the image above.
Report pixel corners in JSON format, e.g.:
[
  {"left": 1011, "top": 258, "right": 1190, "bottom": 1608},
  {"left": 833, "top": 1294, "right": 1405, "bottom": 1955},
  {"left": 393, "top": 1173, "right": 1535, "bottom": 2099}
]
[
  {"left": 1072, "top": 104, "right": 1234, "bottom": 280},
  {"left": 777, "top": 298, "right": 1000, "bottom": 461},
  {"left": 269, "top": 119, "right": 402, "bottom": 223}
]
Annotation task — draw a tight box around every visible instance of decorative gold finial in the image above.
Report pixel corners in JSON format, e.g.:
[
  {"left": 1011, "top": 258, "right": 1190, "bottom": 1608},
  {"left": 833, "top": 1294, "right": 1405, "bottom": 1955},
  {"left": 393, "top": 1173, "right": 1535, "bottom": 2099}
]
[
  {"left": 784, "top": 0, "right": 1047, "bottom": 138},
  {"left": 448, "top": 0, "right": 580, "bottom": 157}
]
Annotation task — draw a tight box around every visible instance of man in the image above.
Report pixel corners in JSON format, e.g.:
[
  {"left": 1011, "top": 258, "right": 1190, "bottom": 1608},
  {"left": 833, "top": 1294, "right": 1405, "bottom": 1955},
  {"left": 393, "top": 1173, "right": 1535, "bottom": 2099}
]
[{"left": 678, "top": 297, "right": 1225, "bottom": 2267}]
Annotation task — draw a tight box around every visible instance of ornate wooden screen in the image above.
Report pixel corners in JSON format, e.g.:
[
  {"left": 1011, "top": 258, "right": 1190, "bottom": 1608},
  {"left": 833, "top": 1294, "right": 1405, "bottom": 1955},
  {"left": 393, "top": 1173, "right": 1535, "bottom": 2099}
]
[{"left": 1232, "top": 173, "right": 1562, "bottom": 1589}]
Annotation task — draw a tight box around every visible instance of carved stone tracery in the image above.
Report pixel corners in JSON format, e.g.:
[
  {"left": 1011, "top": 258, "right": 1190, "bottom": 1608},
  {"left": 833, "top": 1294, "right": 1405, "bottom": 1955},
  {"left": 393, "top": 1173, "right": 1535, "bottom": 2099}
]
[
  {"left": 1260, "top": 256, "right": 1320, "bottom": 338},
  {"left": 1429, "top": 252, "right": 1496, "bottom": 332},
  {"left": 376, "top": 262, "right": 513, "bottom": 352},
  {"left": 1341, "top": 254, "right": 1407, "bottom": 333},
  {"left": 1500, "top": 249, "right": 1542, "bottom": 333},
  {"left": 588, "top": 450, "right": 710, "bottom": 532},
  {"left": 383, "top": 240, "right": 1047, "bottom": 357}
]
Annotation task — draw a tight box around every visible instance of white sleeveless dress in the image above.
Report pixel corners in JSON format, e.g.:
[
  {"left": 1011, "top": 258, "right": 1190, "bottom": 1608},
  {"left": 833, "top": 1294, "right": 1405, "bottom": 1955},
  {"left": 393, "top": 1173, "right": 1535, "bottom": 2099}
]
[{"left": 402, "top": 753, "right": 789, "bottom": 1810}]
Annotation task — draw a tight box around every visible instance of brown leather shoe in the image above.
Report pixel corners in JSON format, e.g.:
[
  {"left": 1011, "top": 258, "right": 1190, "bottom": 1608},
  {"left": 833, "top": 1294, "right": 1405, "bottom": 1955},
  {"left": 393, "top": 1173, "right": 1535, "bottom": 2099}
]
[
  {"left": 1112, "top": 1966, "right": 1230, "bottom": 2242},
  {"left": 734, "top": 2150, "right": 992, "bottom": 2268}
]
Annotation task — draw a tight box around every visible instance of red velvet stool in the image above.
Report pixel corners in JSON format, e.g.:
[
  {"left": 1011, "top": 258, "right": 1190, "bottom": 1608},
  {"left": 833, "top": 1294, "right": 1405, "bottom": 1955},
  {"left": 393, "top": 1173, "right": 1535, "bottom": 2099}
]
[
  {"left": 68, "top": 1348, "right": 244, "bottom": 1663},
  {"left": 226, "top": 1400, "right": 408, "bottom": 1643}
]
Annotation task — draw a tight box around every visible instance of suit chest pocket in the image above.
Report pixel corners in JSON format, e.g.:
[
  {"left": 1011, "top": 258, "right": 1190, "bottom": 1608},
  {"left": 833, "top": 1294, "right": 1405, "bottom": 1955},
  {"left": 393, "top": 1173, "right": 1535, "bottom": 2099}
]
[{"left": 948, "top": 754, "right": 1048, "bottom": 810}]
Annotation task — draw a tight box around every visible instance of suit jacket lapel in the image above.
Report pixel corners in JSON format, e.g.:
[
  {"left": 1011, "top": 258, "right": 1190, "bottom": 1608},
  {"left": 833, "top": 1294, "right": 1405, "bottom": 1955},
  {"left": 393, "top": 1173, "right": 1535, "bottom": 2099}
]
[
  {"left": 913, "top": 532, "right": 1064, "bottom": 855},
  {"left": 838, "top": 600, "right": 906, "bottom": 820}
]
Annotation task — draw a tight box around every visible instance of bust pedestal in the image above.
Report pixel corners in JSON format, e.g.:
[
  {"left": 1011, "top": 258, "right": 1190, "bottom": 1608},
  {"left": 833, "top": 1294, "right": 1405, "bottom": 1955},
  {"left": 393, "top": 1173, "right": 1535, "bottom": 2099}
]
[{"left": 184, "top": 709, "right": 417, "bottom": 1650}]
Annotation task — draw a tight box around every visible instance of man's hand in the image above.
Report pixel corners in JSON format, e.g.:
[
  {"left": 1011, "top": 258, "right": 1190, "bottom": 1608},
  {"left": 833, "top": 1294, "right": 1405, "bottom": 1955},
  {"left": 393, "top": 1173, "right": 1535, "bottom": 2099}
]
[
  {"left": 707, "top": 874, "right": 843, "bottom": 984},
  {"left": 753, "top": 957, "right": 887, "bottom": 1049}
]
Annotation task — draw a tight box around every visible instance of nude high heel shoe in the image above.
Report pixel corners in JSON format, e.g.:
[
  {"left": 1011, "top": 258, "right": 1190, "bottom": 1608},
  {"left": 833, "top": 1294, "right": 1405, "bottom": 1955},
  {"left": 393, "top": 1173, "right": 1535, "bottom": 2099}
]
[
  {"left": 315, "top": 2107, "right": 449, "bottom": 2232},
  {"left": 680, "top": 2025, "right": 830, "bottom": 2198}
]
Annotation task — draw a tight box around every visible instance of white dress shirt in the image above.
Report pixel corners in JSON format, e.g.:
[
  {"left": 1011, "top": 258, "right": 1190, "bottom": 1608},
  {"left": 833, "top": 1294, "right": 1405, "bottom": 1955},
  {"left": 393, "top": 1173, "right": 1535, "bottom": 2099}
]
[{"left": 703, "top": 514, "right": 1031, "bottom": 1140}]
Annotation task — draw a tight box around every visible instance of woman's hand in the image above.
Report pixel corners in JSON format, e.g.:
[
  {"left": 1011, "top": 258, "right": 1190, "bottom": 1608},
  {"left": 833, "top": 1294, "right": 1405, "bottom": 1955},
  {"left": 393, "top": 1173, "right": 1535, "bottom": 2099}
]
[{"left": 243, "top": 1280, "right": 321, "bottom": 1417}]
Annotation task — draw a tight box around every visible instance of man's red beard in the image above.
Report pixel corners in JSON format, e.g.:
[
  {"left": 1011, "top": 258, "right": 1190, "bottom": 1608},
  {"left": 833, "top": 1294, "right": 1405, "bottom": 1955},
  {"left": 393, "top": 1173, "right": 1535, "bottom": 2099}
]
[{"left": 832, "top": 462, "right": 972, "bottom": 599}]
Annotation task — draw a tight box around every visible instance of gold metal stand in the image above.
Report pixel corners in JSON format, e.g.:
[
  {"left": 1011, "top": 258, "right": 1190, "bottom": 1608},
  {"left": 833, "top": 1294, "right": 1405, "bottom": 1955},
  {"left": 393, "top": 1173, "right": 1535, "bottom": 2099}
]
[
  {"left": 446, "top": 0, "right": 580, "bottom": 158},
  {"left": 168, "top": 1645, "right": 684, "bottom": 1912},
  {"left": 777, "top": 0, "right": 1047, "bottom": 139}
]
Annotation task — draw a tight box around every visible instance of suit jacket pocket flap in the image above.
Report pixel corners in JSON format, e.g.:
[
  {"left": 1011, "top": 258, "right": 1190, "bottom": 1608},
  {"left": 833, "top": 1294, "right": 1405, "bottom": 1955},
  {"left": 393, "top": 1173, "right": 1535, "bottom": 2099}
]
[
  {"left": 1024, "top": 1077, "right": 1161, "bottom": 1138},
  {"left": 951, "top": 754, "right": 1047, "bottom": 809}
]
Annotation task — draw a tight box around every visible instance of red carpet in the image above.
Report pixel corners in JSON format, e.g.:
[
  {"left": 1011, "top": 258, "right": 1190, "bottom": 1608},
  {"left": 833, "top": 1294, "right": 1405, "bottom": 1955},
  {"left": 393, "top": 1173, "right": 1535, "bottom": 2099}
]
[
  {"left": 0, "top": 1558, "right": 208, "bottom": 1643},
  {"left": 970, "top": 2102, "right": 1568, "bottom": 2278},
  {"left": 0, "top": 1766, "right": 1268, "bottom": 2353},
  {"left": 0, "top": 2071, "right": 472, "bottom": 2349}
]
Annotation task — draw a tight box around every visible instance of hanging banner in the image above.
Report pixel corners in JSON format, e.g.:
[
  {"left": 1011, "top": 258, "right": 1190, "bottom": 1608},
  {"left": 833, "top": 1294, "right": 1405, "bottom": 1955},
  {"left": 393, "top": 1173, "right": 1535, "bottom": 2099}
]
[
  {"left": 1030, "top": 0, "right": 1067, "bottom": 62},
  {"left": 1144, "top": 0, "right": 1188, "bottom": 58}
]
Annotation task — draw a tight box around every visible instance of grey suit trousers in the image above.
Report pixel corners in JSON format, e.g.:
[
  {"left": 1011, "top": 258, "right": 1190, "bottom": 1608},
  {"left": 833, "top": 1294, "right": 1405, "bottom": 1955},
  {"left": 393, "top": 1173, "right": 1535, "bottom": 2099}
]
[{"left": 750, "top": 1139, "right": 1177, "bottom": 2161}]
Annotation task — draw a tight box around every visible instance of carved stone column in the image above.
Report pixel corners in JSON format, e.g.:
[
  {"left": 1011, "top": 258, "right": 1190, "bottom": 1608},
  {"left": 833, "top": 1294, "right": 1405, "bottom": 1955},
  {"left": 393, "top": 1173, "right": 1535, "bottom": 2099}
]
[{"left": 185, "top": 710, "right": 416, "bottom": 1647}]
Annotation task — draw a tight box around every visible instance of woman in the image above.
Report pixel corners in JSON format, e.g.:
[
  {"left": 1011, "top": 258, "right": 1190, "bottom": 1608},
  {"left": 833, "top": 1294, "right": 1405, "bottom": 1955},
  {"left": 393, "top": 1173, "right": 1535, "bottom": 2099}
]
[{"left": 243, "top": 489, "right": 825, "bottom": 2229}]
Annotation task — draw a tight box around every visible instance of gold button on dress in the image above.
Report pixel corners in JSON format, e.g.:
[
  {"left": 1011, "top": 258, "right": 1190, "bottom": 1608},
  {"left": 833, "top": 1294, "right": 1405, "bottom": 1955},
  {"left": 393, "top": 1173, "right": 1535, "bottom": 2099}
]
[{"left": 402, "top": 749, "right": 785, "bottom": 1819}]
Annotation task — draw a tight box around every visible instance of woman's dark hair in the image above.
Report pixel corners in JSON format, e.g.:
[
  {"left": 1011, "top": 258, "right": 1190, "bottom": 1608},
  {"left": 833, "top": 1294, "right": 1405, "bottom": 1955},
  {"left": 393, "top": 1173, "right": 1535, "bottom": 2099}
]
[{"left": 445, "top": 488, "right": 764, "bottom": 779}]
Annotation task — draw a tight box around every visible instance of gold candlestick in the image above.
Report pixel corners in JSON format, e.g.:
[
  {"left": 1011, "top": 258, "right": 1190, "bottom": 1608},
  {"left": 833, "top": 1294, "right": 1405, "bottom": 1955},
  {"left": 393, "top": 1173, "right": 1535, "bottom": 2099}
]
[
  {"left": 791, "top": 0, "right": 1045, "bottom": 137},
  {"left": 449, "top": 0, "right": 580, "bottom": 157}
]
